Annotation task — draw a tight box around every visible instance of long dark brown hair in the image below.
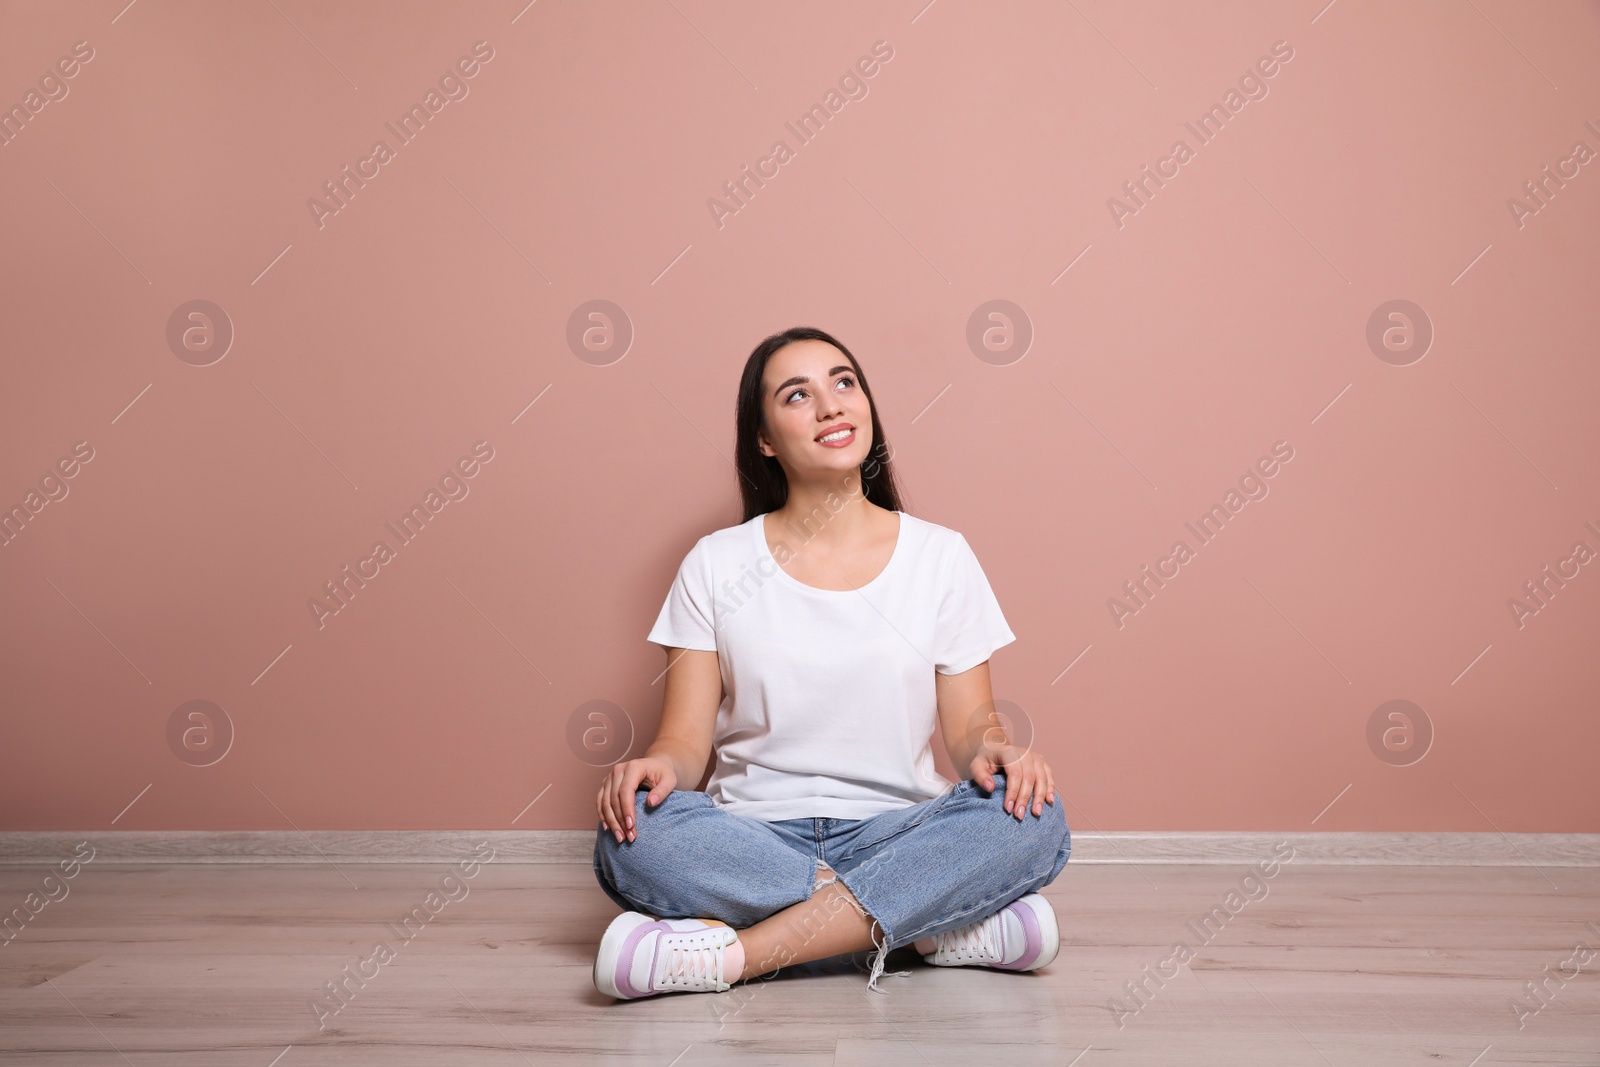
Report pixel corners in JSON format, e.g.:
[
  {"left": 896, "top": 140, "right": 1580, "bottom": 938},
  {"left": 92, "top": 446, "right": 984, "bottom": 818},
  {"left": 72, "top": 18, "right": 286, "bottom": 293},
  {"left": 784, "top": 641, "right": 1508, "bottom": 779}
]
[{"left": 734, "top": 326, "right": 906, "bottom": 523}]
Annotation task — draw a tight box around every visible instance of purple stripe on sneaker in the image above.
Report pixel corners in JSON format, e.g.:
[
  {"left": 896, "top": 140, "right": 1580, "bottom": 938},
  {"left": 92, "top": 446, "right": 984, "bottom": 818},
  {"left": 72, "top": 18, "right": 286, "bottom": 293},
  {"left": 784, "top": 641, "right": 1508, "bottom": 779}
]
[
  {"left": 615, "top": 919, "right": 665, "bottom": 998},
  {"left": 1001, "top": 900, "right": 1042, "bottom": 970}
]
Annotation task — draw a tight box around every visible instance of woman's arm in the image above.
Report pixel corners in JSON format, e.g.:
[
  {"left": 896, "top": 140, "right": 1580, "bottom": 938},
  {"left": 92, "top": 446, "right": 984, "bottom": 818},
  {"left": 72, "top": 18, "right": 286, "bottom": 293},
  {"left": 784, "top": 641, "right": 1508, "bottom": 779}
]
[
  {"left": 646, "top": 647, "right": 722, "bottom": 789},
  {"left": 935, "top": 660, "right": 1056, "bottom": 819},
  {"left": 934, "top": 659, "right": 999, "bottom": 772},
  {"left": 598, "top": 647, "right": 722, "bottom": 843}
]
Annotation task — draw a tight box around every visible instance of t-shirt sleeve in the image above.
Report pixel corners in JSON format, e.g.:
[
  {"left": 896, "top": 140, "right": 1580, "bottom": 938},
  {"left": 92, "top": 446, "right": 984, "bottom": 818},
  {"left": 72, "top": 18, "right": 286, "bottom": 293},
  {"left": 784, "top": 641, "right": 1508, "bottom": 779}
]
[
  {"left": 932, "top": 532, "right": 1017, "bottom": 675},
  {"left": 647, "top": 537, "right": 718, "bottom": 652}
]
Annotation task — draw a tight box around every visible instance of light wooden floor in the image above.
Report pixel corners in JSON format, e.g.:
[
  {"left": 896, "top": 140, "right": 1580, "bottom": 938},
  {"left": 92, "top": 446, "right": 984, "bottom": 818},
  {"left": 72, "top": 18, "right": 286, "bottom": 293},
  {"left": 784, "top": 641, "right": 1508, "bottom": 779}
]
[{"left": 2, "top": 860, "right": 1597, "bottom": 1065}]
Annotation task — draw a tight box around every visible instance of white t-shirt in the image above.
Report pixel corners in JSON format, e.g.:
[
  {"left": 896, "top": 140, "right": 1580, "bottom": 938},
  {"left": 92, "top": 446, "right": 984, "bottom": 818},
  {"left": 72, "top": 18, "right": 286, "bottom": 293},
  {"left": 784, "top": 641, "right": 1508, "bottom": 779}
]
[{"left": 646, "top": 510, "right": 1017, "bottom": 821}]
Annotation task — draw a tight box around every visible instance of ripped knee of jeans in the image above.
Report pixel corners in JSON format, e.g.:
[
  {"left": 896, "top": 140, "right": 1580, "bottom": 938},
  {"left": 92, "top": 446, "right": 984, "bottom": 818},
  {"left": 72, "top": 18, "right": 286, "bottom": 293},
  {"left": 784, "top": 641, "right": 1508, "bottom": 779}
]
[
  {"left": 812, "top": 862, "right": 909, "bottom": 994},
  {"left": 813, "top": 863, "right": 862, "bottom": 911}
]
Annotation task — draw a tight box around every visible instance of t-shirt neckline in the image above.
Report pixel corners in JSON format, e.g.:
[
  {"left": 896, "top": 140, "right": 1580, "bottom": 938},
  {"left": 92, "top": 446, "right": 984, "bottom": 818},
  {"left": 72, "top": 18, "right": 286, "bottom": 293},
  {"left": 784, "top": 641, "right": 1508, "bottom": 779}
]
[{"left": 755, "top": 510, "right": 907, "bottom": 595}]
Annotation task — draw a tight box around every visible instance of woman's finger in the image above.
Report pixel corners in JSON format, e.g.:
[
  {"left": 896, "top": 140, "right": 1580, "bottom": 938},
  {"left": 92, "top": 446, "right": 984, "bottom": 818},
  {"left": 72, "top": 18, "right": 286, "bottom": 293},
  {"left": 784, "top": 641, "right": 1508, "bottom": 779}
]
[
  {"left": 604, "top": 771, "right": 623, "bottom": 835},
  {"left": 1010, "top": 772, "right": 1030, "bottom": 820},
  {"left": 615, "top": 786, "right": 637, "bottom": 842},
  {"left": 610, "top": 772, "right": 637, "bottom": 842},
  {"left": 618, "top": 770, "right": 646, "bottom": 840},
  {"left": 609, "top": 791, "right": 627, "bottom": 843},
  {"left": 970, "top": 756, "right": 991, "bottom": 791}
]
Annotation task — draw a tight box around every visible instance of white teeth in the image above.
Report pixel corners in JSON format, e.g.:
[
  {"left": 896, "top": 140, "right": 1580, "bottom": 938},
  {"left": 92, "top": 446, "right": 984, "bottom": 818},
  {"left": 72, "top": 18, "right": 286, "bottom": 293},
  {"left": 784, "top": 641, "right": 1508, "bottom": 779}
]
[{"left": 819, "top": 428, "right": 852, "bottom": 443}]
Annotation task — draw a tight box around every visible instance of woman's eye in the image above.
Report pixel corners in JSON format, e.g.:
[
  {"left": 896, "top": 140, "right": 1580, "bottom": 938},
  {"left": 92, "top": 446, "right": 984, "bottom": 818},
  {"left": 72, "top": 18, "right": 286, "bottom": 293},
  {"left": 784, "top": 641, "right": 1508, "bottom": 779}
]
[{"left": 785, "top": 376, "right": 853, "bottom": 403}]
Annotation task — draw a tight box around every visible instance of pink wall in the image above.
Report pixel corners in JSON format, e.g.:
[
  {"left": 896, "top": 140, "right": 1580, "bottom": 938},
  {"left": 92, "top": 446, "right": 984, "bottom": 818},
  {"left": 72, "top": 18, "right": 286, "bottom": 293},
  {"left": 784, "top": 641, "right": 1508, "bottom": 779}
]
[{"left": 2, "top": 1, "right": 1596, "bottom": 833}]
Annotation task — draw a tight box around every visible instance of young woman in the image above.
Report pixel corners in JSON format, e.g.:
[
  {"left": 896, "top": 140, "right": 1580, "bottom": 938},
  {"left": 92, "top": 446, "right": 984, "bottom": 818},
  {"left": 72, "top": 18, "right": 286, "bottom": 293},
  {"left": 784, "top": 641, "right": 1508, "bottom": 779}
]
[{"left": 592, "top": 326, "right": 1070, "bottom": 1000}]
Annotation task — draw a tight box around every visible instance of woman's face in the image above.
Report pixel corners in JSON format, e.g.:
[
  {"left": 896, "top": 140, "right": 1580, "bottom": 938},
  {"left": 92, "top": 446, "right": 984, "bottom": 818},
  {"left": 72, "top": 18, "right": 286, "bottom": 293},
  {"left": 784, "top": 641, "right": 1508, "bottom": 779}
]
[{"left": 758, "top": 340, "right": 874, "bottom": 480}]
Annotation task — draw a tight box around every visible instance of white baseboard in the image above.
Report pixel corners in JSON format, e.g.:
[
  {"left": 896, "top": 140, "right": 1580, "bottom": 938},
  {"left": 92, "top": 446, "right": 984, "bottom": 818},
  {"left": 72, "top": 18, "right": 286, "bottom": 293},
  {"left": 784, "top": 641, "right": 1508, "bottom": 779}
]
[{"left": 1, "top": 831, "right": 1597, "bottom": 866}]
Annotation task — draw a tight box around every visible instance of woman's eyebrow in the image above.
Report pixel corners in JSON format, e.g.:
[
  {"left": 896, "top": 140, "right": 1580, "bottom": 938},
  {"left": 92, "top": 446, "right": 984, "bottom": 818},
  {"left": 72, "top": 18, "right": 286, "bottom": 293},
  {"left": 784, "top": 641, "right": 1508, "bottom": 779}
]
[{"left": 772, "top": 365, "right": 854, "bottom": 398}]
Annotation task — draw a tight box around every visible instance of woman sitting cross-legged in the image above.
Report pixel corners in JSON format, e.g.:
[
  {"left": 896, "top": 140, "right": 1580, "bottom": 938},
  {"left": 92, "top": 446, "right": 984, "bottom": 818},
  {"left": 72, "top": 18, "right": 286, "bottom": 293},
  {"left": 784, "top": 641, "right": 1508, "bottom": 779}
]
[{"left": 592, "top": 326, "right": 1071, "bottom": 1000}]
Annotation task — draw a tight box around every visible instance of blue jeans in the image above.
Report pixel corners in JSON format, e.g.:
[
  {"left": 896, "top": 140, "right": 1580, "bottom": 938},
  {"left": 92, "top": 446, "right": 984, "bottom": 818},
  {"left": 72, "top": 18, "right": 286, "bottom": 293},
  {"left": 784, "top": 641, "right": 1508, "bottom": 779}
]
[{"left": 593, "top": 770, "right": 1071, "bottom": 991}]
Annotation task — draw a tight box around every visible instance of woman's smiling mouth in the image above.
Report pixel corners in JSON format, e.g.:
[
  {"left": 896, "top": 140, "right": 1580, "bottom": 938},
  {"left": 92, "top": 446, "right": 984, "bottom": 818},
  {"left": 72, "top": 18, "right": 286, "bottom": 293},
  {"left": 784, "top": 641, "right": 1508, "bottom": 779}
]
[{"left": 815, "top": 425, "right": 856, "bottom": 447}]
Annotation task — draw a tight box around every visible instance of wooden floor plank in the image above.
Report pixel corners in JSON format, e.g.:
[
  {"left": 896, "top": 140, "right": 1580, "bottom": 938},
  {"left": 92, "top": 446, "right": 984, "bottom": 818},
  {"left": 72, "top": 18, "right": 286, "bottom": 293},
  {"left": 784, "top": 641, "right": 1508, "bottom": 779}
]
[{"left": 1, "top": 862, "right": 1596, "bottom": 1064}]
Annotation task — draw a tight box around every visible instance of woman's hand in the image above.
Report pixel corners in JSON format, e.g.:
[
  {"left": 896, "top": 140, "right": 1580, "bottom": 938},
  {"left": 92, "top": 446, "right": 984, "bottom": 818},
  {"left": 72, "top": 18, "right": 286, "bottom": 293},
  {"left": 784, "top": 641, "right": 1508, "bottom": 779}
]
[
  {"left": 968, "top": 745, "right": 1056, "bottom": 821},
  {"left": 597, "top": 757, "right": 678, "bottom": 844}
]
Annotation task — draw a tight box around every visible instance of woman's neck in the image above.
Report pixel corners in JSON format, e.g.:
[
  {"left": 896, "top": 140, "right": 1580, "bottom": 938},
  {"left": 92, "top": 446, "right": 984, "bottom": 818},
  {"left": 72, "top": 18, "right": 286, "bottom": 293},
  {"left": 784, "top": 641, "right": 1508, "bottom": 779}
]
[{"left": 771, "top": 488, "right": 886, "bottom": 551}]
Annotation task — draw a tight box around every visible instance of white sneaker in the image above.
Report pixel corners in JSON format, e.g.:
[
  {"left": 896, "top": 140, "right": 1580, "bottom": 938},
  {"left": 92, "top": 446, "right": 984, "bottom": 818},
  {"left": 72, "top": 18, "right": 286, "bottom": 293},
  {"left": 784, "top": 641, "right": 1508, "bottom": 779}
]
[
  {"left": 594, "top": 912, "right": 739, "bottom": 1000},
  {"left": 921, "top": 893, "right": 1059, "bottom": 971}
]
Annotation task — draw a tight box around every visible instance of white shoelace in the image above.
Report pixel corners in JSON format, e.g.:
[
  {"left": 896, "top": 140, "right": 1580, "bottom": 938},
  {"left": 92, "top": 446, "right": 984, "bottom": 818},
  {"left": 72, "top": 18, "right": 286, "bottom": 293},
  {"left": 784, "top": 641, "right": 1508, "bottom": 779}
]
[
  {"left": 653, "top": 928, "right": 730, "bottom": 990},
  {"left": 933, "top": 913, "right": 1004, "bottom": 964}
]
